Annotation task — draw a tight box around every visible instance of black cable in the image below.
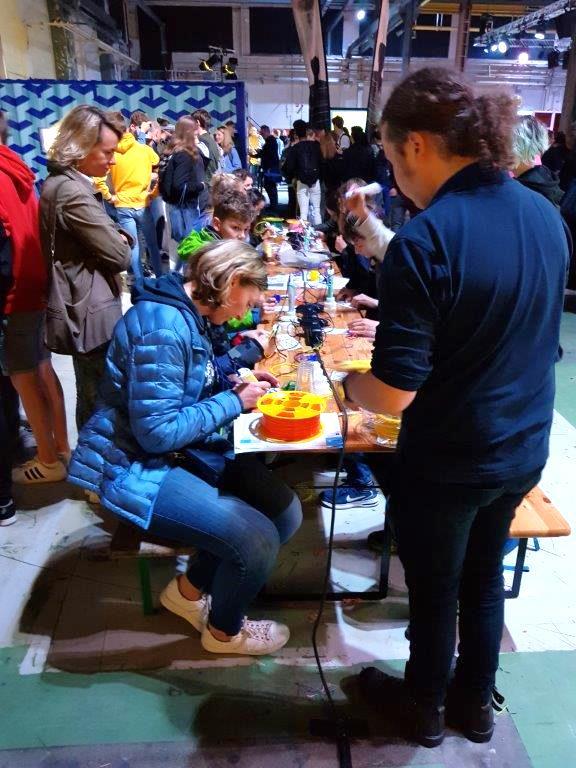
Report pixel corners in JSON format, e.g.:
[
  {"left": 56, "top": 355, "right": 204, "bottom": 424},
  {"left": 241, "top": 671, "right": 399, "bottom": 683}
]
[{"left": 311, "top": 345, "right": 349, "bottom": 722}]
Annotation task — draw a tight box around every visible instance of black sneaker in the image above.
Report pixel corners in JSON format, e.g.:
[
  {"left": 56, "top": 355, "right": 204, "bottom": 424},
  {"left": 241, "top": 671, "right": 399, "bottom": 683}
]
[
  {"left": 445, "top": 684, "right": 495, "bottom": 743},
  {"left": 0, "top": 500, "right": 17, "bottom": 527},
  {"left": 357, "top": 667, "right": 445, "bottom": 748}
]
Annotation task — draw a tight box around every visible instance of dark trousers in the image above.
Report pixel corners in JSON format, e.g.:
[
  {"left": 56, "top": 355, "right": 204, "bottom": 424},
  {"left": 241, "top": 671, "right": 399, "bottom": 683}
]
[
  {"left": 388, "top": 468, "right": 541, "bottom": 705},
  {"left": 263, "top": 177, "right": 278, "bottom": 211},
  {"left": 0, "top": 375, "right": 20, "bottom": 503},
  {"left": 72, "top": 343, "right": 108, "bottom": 431}
]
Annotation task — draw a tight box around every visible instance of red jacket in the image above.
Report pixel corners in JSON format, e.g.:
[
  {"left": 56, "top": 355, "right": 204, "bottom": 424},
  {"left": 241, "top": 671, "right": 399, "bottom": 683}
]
[{"left": 0, "top": 145, "right": 47, "bottom": 313}]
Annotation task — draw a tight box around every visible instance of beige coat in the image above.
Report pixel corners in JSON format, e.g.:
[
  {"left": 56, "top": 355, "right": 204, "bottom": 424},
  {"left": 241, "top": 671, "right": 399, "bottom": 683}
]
[{"left": 40, "top": 166, "right": 131, "bottom": 353}]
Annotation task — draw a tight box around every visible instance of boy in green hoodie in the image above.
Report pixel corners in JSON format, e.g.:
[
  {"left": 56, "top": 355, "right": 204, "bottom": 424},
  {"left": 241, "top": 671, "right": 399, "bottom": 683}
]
[{"left": 177, "top": 189, "right": 267, "bottom": 369}]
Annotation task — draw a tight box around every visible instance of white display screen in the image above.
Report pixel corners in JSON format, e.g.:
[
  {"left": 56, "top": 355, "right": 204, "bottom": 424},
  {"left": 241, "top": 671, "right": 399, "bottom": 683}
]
[{"left": 330, "top": 108, "right": 368, "bottom": 133}]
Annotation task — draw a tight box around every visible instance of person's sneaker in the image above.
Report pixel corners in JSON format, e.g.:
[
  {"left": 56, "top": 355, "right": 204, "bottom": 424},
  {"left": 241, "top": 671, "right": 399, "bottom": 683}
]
[
  {"left": 201, "top": 618, "right": 290, "bottom": 656},
  {"left": 445, "top": 684, "right": 495, "bottom": 743},
  {"left": 320, "top": 487, "right": 378, "bottom": 509},
  {"left": 159, "top": 577, "right": 210, "bottom": 633},
  {"left": 12, "top": 456, "right": 67, "bottom": 484},
  {"left": 0, "top": 500, "right": 17, "bottom": 527},
  {"left": 357, "top": 667, "right": 445, "bottom": 748}
]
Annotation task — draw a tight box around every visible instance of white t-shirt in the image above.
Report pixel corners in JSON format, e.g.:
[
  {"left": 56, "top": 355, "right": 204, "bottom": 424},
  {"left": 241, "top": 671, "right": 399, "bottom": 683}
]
[{"left": 337, "top": 133, "right": 351, "bottom": 150}]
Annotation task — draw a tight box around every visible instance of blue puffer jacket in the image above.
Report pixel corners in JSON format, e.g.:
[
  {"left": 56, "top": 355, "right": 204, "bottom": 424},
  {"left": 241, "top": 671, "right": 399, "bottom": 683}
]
[{"left": 68, "top": 273, "right": 242, "bottom": 529}]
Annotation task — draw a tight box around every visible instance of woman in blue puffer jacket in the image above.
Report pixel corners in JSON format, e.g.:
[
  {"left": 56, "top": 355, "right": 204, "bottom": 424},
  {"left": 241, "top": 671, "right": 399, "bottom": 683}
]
[{"left": 69, "top": 240, "right": 302, "bottom": 656}]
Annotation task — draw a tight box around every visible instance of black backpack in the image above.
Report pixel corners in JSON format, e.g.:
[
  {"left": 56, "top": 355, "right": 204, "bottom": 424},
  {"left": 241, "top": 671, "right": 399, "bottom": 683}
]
[{"left": 297, "top": 142, "right": 321, "bottom": 187}]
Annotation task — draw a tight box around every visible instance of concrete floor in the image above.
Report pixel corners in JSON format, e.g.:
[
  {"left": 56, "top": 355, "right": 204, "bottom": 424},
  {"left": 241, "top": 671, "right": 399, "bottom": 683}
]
[{"left": 0, "top": 310, "right": 575, "bottom": 768}]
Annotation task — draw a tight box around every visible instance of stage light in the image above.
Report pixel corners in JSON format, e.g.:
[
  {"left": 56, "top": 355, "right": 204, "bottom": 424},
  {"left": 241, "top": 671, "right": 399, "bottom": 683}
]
[
  {"left": 356, "top": 9, "right": 366, "bottom": 21},
  {"left": 223, "top": 59, "right": 238, "bottom": 80},
  {"left": 518, "top": 51, "right": 529, "bottom": 64},
  {"left": 498, "top": 40, "right": 508, "bottom": 54},
  {"left": 199, "top": 53, "right": 221, "bottom": 72},
  {"left": 534, "top": 19, "right": 546, "bottom": 40},
  {"left": 484, "top": 47, "right": 489, "bottom": 54},
  {"left": 490, "top": 42, "right": 498, "bottom": 52}
]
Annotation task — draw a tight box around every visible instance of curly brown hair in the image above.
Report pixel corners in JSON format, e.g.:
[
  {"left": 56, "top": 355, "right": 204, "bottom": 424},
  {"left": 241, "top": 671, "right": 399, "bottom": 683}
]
[{"left": 381, "top": 67, "right": 517, "bottom": 170}]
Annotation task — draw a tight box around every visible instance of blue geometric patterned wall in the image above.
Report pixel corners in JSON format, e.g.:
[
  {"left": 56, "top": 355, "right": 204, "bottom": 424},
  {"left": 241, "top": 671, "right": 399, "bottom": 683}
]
[{"left": 0, "top": 79, "right": 247, "bottom": 179}]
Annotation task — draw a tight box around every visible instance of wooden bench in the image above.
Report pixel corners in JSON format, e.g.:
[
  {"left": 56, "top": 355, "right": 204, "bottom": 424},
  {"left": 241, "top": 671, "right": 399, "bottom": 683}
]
[
  {"left": 110, "top": 486, "right": 570, "bottom": 614},
  {"left": 505, "top": 486, "right": 571, "bottom": 598}
]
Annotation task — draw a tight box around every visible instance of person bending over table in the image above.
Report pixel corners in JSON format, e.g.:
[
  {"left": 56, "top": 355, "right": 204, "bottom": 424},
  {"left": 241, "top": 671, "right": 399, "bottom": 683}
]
[
  {"left": 341, "top": 68, "right": 569, "bottom": 747},
  {"left": 69, "top": 240, "right": 302, "bottom": 656}
]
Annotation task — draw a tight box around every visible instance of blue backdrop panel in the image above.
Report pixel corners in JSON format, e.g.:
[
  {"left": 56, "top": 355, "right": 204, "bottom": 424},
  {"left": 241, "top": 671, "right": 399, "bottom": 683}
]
[{"left": 0, "top": 79, "right": 247, "bottom": 178}]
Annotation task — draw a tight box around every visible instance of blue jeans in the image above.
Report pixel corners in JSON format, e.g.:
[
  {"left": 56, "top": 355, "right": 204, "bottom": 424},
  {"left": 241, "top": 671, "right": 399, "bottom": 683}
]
[
  {"left": 149, "top": 456, "right": 302, "bottom": 635},
  {"left": 168, "top": 204, "right": 200, "bottom": 244},
  {"left": 116, "top": 206, "right": 162, "bottom": 279},
  {"left": 388, "top": 466, "right": 541, "bottom": 705},
  {"left": 0, "top": 374, "right": 19, "bottom": 504}
]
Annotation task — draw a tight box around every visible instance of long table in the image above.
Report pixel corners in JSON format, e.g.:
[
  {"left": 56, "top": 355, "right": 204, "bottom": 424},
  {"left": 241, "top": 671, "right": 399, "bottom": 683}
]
[{"left": 255, "top": 264, "right": 394, "bottom": 454}]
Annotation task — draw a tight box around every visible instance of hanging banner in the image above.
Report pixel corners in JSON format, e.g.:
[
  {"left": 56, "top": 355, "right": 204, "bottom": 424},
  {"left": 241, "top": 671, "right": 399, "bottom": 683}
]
[
  {"left": 292, "top": 0, "right": 331, "bottom": 128},
  {"left": 366, "top": 0, "right": 390, "bottom": 138}
]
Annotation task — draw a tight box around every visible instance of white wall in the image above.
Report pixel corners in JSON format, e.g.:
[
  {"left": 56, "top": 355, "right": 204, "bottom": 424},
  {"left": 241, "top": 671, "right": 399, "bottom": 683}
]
[{"left": 0, "top": 0, "right": 55, "bottom": 79}]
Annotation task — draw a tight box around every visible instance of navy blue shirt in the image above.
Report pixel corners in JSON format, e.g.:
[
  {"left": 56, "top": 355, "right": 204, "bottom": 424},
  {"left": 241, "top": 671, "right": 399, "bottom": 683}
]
[{"left": 371, "top": 163, "right": 568, "bottom": 483}]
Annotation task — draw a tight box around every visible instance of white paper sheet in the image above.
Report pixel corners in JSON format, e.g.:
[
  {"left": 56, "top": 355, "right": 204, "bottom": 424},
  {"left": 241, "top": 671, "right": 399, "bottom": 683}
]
[{"left": 234, "top": 412, "right": 343, "bottom": 454}]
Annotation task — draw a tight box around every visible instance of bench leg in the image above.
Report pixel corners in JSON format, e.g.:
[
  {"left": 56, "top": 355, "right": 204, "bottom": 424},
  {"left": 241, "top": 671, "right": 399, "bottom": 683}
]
[
  {"left": 138, "top": 557, "right": 155, "bottom": 615},
  {"left": 505, "top": 538, "right": 528, "bottom": 600}
]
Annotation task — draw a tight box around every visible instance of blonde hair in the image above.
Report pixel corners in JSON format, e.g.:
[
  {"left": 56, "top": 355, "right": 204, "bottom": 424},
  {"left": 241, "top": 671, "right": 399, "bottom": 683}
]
[
  {"left": 216, "top": 125, "right": 235, "bottom": 155},
  {"left": 210, "top": 171, "right": 245, "bottom": 207},
  {"left": 188, "top": 240, "right": 267, "bottom": 308},
  {"left": 49, "top": 105, "right": 123, "bottom": 168}
]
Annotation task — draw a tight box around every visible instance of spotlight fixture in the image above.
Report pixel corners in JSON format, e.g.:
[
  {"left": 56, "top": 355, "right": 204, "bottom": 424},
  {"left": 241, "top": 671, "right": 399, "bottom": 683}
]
[
  {"left": 199, "top": 53, "right": 221, "bottom": 72},
  {"left": 518, "top": 51, "right": 529, "bottom": 64},
  {"left": 483, "top": 46, "right": 489, "bottom": 54},
  {"left": 498, "top": 40, "right": 508, "bottom": 54},
  {"left": 490, "top": 42, "right": 498, "bottom": 52},
  {"left": 223, "top": 58, "right": 238, "bottom": 80},
  {"left": 534, "top": 19, "right": 546, "bottom": 40},
  {"left": 356, "top": 9, "right": 366, "bottom": 21}
]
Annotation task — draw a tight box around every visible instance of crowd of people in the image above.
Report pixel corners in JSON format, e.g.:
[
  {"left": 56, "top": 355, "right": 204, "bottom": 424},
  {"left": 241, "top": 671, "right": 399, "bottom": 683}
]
[{"left": 0, "top": 65, "right": 572, "bottom": 748}]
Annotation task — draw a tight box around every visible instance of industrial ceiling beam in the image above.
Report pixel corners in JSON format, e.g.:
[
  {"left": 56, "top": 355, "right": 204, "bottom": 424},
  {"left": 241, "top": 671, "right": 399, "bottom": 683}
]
[
  {"left": 473, "top": 0, "right": 576, "bottom": 46},
  {"left": 346, "top": 0, "right": 429, "bottom": 56}
]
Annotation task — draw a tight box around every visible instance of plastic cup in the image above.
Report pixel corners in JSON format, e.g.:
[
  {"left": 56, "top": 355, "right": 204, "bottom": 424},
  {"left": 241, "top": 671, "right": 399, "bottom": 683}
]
[{"left": 373, "top": 414, "right": 401, "bottom": 445}]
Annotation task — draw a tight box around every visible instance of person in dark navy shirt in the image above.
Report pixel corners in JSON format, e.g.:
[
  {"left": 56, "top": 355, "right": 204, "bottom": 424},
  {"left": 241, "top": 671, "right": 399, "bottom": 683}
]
[{"left": 343, "top": 68, "right": 569, "bottom": 748}]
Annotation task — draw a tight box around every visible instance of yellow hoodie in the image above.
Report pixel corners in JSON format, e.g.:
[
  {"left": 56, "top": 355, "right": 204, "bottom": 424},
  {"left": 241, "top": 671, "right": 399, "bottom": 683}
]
[{"left": 94, "top": 133, "right": 159, "bottom": 209}]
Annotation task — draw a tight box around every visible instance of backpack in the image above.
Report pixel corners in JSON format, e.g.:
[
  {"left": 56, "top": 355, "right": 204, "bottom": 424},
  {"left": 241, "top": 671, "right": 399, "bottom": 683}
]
[{"left": 297, "top": 142, "right": 320, "bottom": 187}]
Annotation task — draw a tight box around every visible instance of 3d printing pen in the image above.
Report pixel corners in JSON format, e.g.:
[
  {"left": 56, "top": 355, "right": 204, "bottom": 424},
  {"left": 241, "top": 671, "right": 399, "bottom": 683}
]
[{"left": 345, "top": 182, "right": 382, "bottom": 199}]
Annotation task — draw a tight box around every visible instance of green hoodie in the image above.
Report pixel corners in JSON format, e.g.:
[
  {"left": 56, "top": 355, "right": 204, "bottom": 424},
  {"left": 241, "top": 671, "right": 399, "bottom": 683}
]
[{"left": 177, "top": 226, "right": 219, "bottom": 261}]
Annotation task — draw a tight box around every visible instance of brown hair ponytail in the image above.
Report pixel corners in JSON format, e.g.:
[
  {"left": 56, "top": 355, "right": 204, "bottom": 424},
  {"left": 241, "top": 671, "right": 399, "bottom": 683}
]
[{"left": 381, "top": 67, "right": 517, "bottom": 170}]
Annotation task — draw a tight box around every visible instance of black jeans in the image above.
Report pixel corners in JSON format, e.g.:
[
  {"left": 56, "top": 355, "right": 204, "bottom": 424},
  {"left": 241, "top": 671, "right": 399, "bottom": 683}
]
[
  {"left": 72, "top": 343, "right": 108, "bottom": 431},
  {"left": 388, "top": 468, "right": 541, "bottom": 705},
  {"left": 263, "top": 177, "right": 278, "bottom": 212},
  {"left": 0, "top": 375, "right": 20, "bottom": 503}
]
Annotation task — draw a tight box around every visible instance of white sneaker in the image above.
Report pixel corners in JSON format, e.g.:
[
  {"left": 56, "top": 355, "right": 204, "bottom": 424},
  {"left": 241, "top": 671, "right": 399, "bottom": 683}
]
[
  {"left": 201, "top": 618, "right": 290, "bottom": 656},
  {"left": 12, "top": 456, "right": 67, "bottom": 484},
  {"left": 159, "top": 577, "right": 210, "bottom": 633}
]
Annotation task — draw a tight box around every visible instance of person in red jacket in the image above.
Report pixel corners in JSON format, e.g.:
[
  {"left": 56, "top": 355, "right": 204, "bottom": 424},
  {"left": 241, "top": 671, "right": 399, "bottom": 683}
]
[{"left": 0, "top": 111, "right": 70, "bottom": 485}]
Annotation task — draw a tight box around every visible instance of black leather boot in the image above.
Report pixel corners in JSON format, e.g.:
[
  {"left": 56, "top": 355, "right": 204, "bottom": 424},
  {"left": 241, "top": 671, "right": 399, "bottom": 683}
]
[
  {"left": 445, "top": 685, "right": 495, "bottom": 743},
  {"left": 357, "top": 667, "right": 445, "bottom": 748}
]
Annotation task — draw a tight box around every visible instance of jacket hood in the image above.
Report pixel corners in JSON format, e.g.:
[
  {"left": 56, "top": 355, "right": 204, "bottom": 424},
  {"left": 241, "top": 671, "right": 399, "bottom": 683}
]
[
  {"left": 131, "top": 273, "right": 207, "bottom": 333},
  {"left": 116, "top": 132, "right": 136, "bottom": 154},
  {"left": 177, "top": 226, "right": 220, "bottom": 259},
  {"left": 517, "top": 165, "right": 564, "bottom": 206},
  {"left": 0, "top": 145, "right": 35, "bottom": 196}
]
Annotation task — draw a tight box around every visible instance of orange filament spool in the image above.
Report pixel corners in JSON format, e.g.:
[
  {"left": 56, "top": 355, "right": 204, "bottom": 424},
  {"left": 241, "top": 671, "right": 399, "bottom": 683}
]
[{"left": 257, "top": 390, "right": 327, "bottom": 441}]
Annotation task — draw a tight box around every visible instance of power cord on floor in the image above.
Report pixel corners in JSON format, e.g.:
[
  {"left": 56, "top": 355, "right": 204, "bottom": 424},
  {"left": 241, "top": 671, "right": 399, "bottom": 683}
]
[{"left": 309, "top": 348, "right": 368, "bottom": 767}]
